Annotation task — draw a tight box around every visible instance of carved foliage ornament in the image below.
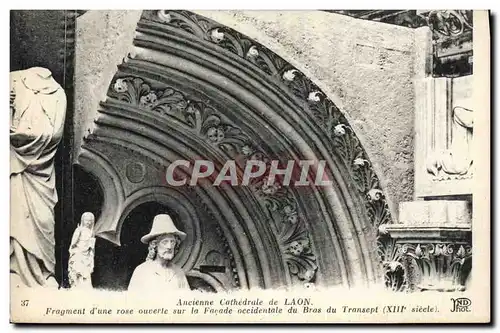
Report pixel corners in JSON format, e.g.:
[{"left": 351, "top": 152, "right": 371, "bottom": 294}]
[
  {"left": 147, "top": 10, "right": 392, "bottom": 214},
  {"left": 401, "top": 243, "right": 472, "bottom": 292},
  {"left": 109, "top": 77, "right": 318, "bottom": 286},
  {"left": 376, "top": 234, "right": 472, "bottom": 293},
  {"left": 417, "top": 10, "right": 473, "bottom": 77},
  {"left": 111, "top": 10, "right": 396, "bottom": 287},
  {"left": 417, "top": 10, "right": 473, "bottom": 39}
]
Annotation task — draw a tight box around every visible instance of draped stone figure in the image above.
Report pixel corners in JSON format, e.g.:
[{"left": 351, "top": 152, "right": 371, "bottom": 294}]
[
  {"left": 426, "top": 106, "right": 474, "bottom": 177},
  {"left": 10, "top": 67, "right": 67, "bottom": 288},
  {"left": 440, "top": 106, "right": 474, "bottom": 175},
  {"left": 68, "top": 212, "right": 96, "bottom": 289}
]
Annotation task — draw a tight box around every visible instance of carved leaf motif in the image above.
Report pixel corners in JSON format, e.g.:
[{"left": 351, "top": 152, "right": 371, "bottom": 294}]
[
  {"left": 258, "top": 181, "right": 317, "bottom": 283},
  {"left": 183, "top": 102, "right": 203, "bottom": 130},
  {"left": 352, "top": 158, "right": 379, "bottom": 194},
  {"left": 280, "top": 219, "right": 318, "bottom": 282},
  {"left": 377, "top": 236, "right": 407, "bottom": 292},
  {"left": 217, "top": 127, "right": 254, "bottom": 159},
  {"left": 167, "top": 10, "right": 211, "bottom": 37},
  {"left": 110, "top": 77, "right": 149, "bottom": 104},
  {"left": 286, "top": 74, "right": 317, "bottom": 106},
  {"left": 268, "top": 52, "right": 293, "bottom": 78},
  {"left": 309, "top": 100, "right": 343, "bottom": 133},
  {"left": 123, "top": 11, "right": 397, "bottom": 288},
  {"left": 154, "top": 88, "right": 188, "bottom": 115},
  {"left": 109, "top": 77, "right": 192, "bottom": 125},
  {"left": 247, "top": 48, "right": 274, "bottom": 75},
  {"left": 216, "top": 30, "right": 247, "bottom": 57},
  {"left": 366, "top": 196, "right": 391, "bottom": 228},
  {"left": 397, "top": 243, "right": 472, "bottom": 292},
  {"left": 332, "top": 129, "right": 364, "bottom": 176}
]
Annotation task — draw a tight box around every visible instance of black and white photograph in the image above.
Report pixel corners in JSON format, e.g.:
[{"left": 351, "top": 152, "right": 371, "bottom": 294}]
[{"left": 8, "top": 9, "right": 490, "bottom": 324}]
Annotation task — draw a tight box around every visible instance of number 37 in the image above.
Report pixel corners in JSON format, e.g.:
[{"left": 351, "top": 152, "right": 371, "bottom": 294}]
[{"left": 21, "top": 300, "right": 29, "bottom": 307}]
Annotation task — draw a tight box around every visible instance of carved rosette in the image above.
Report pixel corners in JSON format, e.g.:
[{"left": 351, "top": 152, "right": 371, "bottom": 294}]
[{"left": 109, "top": 75, "right": 318, "bottom": 287}]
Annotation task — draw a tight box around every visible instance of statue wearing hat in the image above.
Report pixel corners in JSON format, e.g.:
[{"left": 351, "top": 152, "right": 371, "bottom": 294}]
[{"left": 128, "top": 214, "right": 190, "bottom": 291}]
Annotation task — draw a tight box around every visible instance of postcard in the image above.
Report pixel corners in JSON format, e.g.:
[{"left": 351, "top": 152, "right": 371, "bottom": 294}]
[{"left": 9, "top": 9, "right": 490, "bottom": 323}]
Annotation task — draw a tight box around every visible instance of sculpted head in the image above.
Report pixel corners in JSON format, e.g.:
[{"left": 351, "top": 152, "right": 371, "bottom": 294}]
[
  {"left": 141, "top": 214, "right": 186, "bottom": 264},
  {"left": 81, "top": 212, "right": 95, "bottom": 229},
  {"left": 147, "top": 234, "right": 182, "bottom": 262}
]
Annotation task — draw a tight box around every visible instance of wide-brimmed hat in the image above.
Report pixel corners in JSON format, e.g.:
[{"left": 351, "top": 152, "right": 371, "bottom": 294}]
[{"left": 140, "top": 214, "right": 186, "bottom": 244}]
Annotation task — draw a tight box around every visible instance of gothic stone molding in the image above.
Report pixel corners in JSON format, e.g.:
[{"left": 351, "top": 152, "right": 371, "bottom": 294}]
[
  {"left": 78, "top": 10, "right": 396, "bottom": 290},
  {"left": 109, "top": 76, "right": 318, "bottom": 285}
]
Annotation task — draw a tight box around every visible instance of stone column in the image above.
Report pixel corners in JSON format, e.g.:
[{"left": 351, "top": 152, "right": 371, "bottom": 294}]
[{"left": 383, "top": 11, "right": 473, "bottom": 292}]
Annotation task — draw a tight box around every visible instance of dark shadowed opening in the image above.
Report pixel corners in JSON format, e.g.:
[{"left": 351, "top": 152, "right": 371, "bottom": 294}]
[{"left": 92, "top": 201, "right": 179, "bottom": 290}]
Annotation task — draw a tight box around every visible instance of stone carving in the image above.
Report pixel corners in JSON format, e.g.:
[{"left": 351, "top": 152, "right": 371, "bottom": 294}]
[
  {"left": 427, "top": 106, "right": 473, "bottom": 176},
  {"left": 128, "top": 214, "right": 191, "bottom": 291},
  {"left": 214, "top": 225, "right": 240, "bottom": 288},
  {"left": 415, "top": 76, "right": 474, "bottom": 196},
  {"left": 377, "top": 236, "right": 407, "bottom": 292},
  {"left": 416, "top": 10, "right": 473, "bottom": 77},
  {"left": 113, "top": 10, "right": 397, "bottom": 286},
  {"left": 418, "top": 10, "right": 473, "bottom": 38},
  {"left": 110, "top": 75, "right": 319, "bottom": 286},
  {"left": 377, "top": 237, "right": 472, "bottom": 293},
  {"left": 401, "top": 243, "right": 472, "bottom": 292},
  {"left": 142, "top": 9, "right": 391, "bottom": 214},
  {"left": 68, "top": 212, "right": 96, "bottom": 289},
  {"left": 381, "top": 199, "right": 472, "bottom": 293},
  {"left": 112, "top": 77, "right": 188, "bottom": 116},
  {"left": 260, "top": 186, "right": 318, "bottom": 284},
  {"left": 126, "top": 161, "right": 146, "bottom": 183},
  {"left": 10, "top": 67, "right": 67, "bottom": 288}
]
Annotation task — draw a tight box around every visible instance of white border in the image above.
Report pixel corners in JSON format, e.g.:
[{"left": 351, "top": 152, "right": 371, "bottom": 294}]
[{"left": 2, "top": 2, "right": 497, "bottom": 332}]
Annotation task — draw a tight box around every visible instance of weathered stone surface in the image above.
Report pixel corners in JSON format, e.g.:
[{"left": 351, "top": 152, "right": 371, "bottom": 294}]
[
  {"left": 75, "top": 10, "right": 416, "bottom": 217},
  {"left": 195, "top": 10, "right": 416, "bottom": 215},
  {"left": 399, "top": 200, "right": 472, "bottom": 226},
  {"left": 74, "top": 10, "right": 142, "bottom": 157}
]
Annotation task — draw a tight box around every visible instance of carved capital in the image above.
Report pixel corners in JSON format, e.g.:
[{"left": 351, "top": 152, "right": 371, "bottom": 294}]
[
  {"left": 400, "top": 242, "right": 472, "bottom": 292},
  {"left": 379, "top": 199, "right": 472, "bottom": 293}
]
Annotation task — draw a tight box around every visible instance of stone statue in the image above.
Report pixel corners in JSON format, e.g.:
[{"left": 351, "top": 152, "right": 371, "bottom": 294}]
[
  {"left": 68, "top": 212, "right": 96, "bottom": 289},
  {"left": 10, "top": 67, "right": 67, "bottom": 288},
  {"left": 128, "top": 214, "right": 190, "bottom": 291},
  {"left": 427, "top": 106, "right": 473, "bottom": 176}
]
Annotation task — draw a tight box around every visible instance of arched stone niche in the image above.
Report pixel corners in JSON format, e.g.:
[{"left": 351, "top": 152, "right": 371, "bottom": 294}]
[
  {"left": 76, "top": 10, "right": 395, "bottom": 291},
  {"left": 92, "top": 192, "right": 243, "bottom": 291}
]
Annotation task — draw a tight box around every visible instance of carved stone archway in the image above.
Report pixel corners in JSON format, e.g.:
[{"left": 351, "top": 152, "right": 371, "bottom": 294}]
[{"left": 76, "top": 10, "right": 394, "bottom": 290}]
